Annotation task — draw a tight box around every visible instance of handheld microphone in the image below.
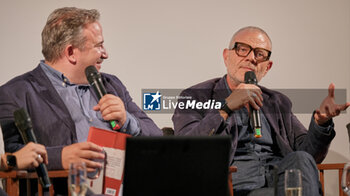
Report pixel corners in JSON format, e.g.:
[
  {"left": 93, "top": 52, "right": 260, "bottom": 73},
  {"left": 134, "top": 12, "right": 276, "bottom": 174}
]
[
  {"left": 244, "top": 71, "right": 262, "bottom": 138},
  {"left": 85, "top": 65, "right": 121, "bottom": 131},
  {"left": 13, "top": 108, "right": 51, "bottom": 188}
]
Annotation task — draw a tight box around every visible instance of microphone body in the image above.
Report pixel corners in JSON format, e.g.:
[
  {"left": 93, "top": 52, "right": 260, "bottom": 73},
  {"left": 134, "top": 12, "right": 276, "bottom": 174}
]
[
  {"left": 85, "top": 65, "right": 121, "bottom": 130},
  {"left": 14, "top": 108, "right": 51, "bottom": 188},
  {"left": 244, "top": 71, "right": 262, "bottom": 138}
]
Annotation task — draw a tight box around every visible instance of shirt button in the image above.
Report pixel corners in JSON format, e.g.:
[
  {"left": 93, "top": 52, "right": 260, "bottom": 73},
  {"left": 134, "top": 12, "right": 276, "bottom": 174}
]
[{"left": 89, "top": 118, "right": 93, "bottom": 122}]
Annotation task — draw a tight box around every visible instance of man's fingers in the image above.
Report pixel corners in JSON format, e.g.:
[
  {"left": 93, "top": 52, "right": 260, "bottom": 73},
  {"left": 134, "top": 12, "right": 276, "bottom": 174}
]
[
  {"left": 39, "top": 152, "right": 48, "bottom": 164},
  {"left": 98, "top": 94, "right": 121, "bottom": 105},
  {"left": 79, "top": 150, "right": 105, "bottom": 160},
  {"left": 99, "top": 98, "right": 123, "bottom": 112},
  {"left": 31, "top": 153, "right": 41, "bottom": 167},
  {"left": 36, "top": 154, "right": 44, "bottom": 164},
  {"left": 62, "top": 142, "right": 105, "bottom": 169},
  {"left": 35, "top": 144, "right": 47, "bottom": 153},
  {"left": 257, "top": 92, "right": 263, "bottom": 103},
  {"left": 83, "top": 159, "right": 103, "bottom": 170},
  {"left": 93, "top": 105, "right": 100, "bottom": 111},
  {"left": 25, "top": 143, "right": 49, "bottom": 166},
  {"left": 326, "top": 103, "right": 336, "bottom": 116},
  {"left": 249, "top": 96, "right": 260, "bottom": 110},
  {"left": 343, "top": 102, "right": 350, "bottom": 110},
  {"left": 250, "top": 88, "right": 263, "bottom": 107},
  {"left": 103, "top": 111, "right": 124, "bottom": 121},
  {"left": 327, "top": 102, "right": 350, "bottom": 117},
  {"left": 338, "top": 102, "right": 350, "bottom": 112},
  {"left": 100, "top": 105, "right": 123, "bottom": 117},
  {"left": 328, "top": 83, "right": 335, "bottom": 98},
  {"left": 79, "top": 142, "right": 104, "bottom": 152},
  {"left": 86, "top": 167, "right": 98, "bottom": 173},
  {"left": 32, "top": 160, "right": 39, "bottom": 168},
  {"left": 68, "top": 159, "right": 102, "bottom": 172},
  {"left": 335, "top": 109, "right": 341, "bottom": 116},
  {"left": 251, "top": 89, "right": 263, "bottom": 103},
  {"left": 315, "top": 109, "right": 320, "bottom": 115},
  {"left": 253, "top": 94, "right": 263, "bottom": 108},
  {"left": 317, "top": 107, "right": 330, "bottom": 118},
  {"left": 325, "top": 106, "right": 332, "bottom": 117}
]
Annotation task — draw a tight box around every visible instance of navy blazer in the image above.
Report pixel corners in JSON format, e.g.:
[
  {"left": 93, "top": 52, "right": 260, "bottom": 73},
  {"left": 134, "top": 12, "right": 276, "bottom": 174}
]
[
  {"left": 0, "top": 65, "right": 162, "bottom": 170},
  {"left": 172, "top": 76, "right": 335, "bottom": 164}
]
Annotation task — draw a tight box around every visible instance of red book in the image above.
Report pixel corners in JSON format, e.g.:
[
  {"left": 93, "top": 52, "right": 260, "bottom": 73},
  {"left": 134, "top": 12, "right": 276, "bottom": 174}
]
[{"left": 87, "top": 127, "right": 131, "bottom": 196}]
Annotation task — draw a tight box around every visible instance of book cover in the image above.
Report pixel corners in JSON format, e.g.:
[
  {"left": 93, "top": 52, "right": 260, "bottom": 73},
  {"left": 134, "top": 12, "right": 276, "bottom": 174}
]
[{"left": 87, "top": 127, "right": 131, "bottom": 196}]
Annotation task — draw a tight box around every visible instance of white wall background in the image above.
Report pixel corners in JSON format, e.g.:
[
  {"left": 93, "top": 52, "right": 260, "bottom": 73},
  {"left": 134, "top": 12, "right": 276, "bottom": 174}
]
[{"left": 0, "top": 0, "right": 349, "bottom": 195}]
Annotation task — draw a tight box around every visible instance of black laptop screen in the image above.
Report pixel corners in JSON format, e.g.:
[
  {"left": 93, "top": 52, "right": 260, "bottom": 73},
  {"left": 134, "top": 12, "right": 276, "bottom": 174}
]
[{"left": 123, "top": 136, "right": 231, "bottom": 196}]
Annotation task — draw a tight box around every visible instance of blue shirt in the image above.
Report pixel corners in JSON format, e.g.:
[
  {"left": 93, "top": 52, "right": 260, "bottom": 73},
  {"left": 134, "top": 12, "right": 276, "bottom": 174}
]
[
  {"left": 223, "top": 79, "right": 330, "bottom": 190},
  {"left": 230, "top": 106, "right": 279, "bottom": 190},
  {"left": 40, "top": 61, "right": 140, "bottom": 142}
]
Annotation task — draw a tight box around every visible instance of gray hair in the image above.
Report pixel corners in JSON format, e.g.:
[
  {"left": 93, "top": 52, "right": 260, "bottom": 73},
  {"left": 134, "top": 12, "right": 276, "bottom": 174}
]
[
  {"left": 228, "top": 26, "right": 272, "bottom": 49},
  {"left": 41, "top": 7, "right": 100, "bottom": 62}
]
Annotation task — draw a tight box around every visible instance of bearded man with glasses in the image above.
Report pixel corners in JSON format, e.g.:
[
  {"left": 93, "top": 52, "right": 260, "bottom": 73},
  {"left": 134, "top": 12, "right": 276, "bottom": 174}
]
[{"left": 172, "top": 26, "right": 350, "bottom": 195}]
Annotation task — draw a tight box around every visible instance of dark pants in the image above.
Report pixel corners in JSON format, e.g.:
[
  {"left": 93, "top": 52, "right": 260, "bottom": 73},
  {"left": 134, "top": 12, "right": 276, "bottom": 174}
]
[{"left": 234, "top": 151, "right": 322, "bottom": 196}]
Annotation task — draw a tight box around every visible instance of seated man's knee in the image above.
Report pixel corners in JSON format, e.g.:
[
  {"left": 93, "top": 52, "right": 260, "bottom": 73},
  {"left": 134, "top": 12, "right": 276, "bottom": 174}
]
[{"left": 286, "top": 151, "right": 316, "bottom": 166}]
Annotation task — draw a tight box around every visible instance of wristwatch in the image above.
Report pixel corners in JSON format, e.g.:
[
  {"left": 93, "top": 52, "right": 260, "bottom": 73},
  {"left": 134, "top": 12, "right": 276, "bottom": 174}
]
[
  {"left": 6, "top": 154, "right": 17, "bottom": 170},
  {"left": 220, "top": 102, "right": 233, "bottom": 115}
]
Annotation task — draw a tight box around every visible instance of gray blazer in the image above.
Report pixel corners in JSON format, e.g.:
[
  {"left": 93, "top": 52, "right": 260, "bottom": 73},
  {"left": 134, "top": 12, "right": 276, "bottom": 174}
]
[
  {"left": 0, "top": 65, "right": 162, "bottom": 170},
  {"left": 172, "top": 76, "right": 335, "bottom": 164}
]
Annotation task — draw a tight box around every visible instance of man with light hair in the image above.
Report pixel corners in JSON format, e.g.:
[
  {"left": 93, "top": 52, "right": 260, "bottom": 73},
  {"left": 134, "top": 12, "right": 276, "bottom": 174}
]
[
  {"left": 172, "top": 26, "right": 350, "bottom": 195},
  {"left": 0, "top": 7, "right": 161, "bottom": 194}
]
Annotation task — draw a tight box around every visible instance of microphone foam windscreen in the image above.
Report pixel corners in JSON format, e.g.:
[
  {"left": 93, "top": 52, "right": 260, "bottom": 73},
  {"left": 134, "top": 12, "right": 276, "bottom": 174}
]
[
  {"left": 85, "top": 65, "right": 99, "bottom": 84},
  {"left": 14, "top": 108, "right": 32, "bottom": 131},
  {"left": 244, "top": 71, "right": 257, "bottom": 84}
]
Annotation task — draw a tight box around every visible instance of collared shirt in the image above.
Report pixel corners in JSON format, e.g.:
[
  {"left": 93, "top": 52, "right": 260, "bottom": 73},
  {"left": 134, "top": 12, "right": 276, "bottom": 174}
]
[
  {"left": 223, "top": 77, "right": 332, "bottom": 191},
  {"left": 40, "top": 61, "right": 140, "bottom": 142},
  {"left": 230, "top": 106, "right": 278, "bottom": 190},
  {"left": 223, "top": 78, "right": 278, "bottom": 189}
]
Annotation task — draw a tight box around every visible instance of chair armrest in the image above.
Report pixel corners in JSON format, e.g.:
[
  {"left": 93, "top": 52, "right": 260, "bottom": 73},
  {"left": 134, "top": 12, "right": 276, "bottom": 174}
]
[
  {"left": 317, "top": 163, "right": 346, "bottom": 196},
  {"left": 228, "top": 166, "right": 238, "bottom": 196},
  {"left": 0, "top": 170, "right": 69, "bottom": 196}
]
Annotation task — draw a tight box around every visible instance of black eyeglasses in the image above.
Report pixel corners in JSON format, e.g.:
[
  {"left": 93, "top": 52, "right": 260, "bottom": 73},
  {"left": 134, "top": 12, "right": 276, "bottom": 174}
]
[{"left": 231, "top": 42, "right": 271, "bottom": 62}]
